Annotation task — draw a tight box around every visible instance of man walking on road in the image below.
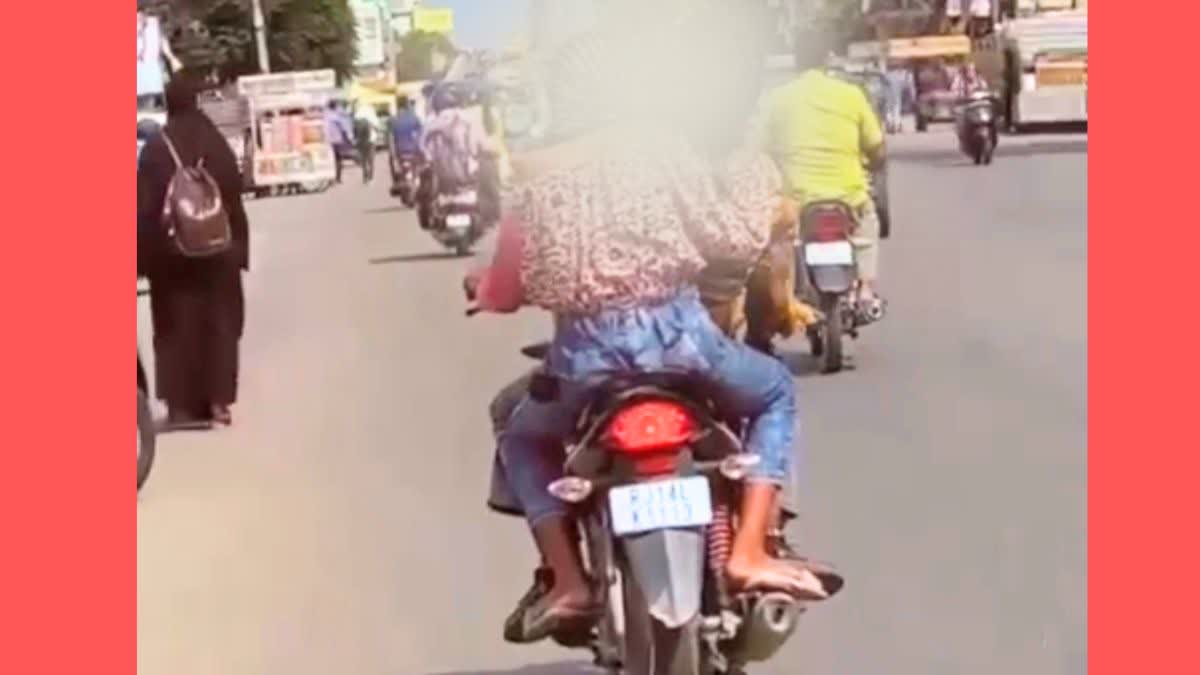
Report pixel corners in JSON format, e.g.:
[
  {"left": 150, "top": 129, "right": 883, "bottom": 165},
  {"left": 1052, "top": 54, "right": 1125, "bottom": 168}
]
[
  {"left": 353, "top": 102, "right": 377, "bottom": 184},
  {"left": 326, "top": 100, "right": 354, "bottom": 184}
]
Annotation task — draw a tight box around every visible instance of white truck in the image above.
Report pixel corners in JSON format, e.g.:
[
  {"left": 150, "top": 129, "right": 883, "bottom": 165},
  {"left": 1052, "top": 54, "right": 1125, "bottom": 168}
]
[{"left": 999, "top": 8, "right": 1087, "bottom": 128}]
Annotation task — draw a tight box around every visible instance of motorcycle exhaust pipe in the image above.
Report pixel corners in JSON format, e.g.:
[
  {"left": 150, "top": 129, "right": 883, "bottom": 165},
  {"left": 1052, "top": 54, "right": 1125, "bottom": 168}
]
[
  {"left": 863, "top": 301, "right": 885, "bottom": 322},
  {"left": 727, "top": 592, "right": 805, "bottom": 664}
]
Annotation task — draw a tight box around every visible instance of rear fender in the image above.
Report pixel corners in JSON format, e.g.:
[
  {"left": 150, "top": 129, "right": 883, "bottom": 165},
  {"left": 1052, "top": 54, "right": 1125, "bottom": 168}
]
[
  {"left": 620, "top": 528, "right": 705, "bottom": 629},
  {"left": 807, "top": 265, "right": 856, "bottom": 295}
]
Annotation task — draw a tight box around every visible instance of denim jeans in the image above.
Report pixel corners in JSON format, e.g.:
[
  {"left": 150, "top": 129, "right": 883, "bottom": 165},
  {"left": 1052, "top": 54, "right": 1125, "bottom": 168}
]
[{"left": 497, "top": 288, "right": 799, "bottom": 526}]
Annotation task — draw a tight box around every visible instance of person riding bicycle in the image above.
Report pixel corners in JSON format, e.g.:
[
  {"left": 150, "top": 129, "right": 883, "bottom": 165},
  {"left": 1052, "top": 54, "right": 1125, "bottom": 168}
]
[{"left": 762, "top": 41, "right": 888, "bottom": 314}]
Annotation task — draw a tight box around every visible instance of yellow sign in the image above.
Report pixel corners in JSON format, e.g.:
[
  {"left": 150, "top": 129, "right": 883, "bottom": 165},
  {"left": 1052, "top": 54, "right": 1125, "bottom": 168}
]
[{"left": 413, "top": 8, "right": 454, "bottom": 34}]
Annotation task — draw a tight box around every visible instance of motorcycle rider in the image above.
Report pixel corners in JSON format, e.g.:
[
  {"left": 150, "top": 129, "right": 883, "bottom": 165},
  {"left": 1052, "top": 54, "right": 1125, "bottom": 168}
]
[
  {"left": 419, "top": 86, "right": 500, "bottom": 229},
  {"left": 761, "top": 39, "right": 888, "bottom": 314},
  {"left": 468, "top": 23, "right": 841, "bottom": 646},
  {"left": 388, "top": 95, "right": 424, "bottom": 192}
]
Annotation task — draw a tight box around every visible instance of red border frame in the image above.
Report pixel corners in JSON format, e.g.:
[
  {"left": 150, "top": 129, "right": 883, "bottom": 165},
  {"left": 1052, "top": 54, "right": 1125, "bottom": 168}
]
[
  {"left": 1, "top": 2, "right": 128, "bottom": 674},
  {"left": 1091, "top": 2, "right": 1199, "bottom": 675},
  {"left": 1, "top": 2, "right": 1192, "bottom": 674}
]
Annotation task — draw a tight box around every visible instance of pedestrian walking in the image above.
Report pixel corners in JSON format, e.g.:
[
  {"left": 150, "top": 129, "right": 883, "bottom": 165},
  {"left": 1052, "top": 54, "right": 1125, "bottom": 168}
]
[
  {"left": 353, "top": 102, "right": 376, "bottom": 184},
  {"left": 326, "top": 100, "right": 354, "bottom": 184},
  {"left": 137, "top": 77, "right": 249, "bottom": 430}
]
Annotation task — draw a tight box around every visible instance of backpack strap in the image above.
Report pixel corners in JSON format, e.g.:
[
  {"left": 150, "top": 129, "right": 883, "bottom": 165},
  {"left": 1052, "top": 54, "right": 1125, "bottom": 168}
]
[
  {"left": 161, "top": 131, "right": 184, "bottom": 170},
  {"left": 160, "top": 131, "right": 205, "bottom": 170}
]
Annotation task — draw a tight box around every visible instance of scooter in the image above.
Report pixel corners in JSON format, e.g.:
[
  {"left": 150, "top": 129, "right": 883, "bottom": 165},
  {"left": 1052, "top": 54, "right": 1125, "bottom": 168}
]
[
  {"left": 797, "top": 201, "right": 885, "bottom": 374},
  {"left": 426, "top": 185, "right": 484, "bottom": 257},
  {"left": 956, "top": 90, "right": 999, "bottom": 165}
]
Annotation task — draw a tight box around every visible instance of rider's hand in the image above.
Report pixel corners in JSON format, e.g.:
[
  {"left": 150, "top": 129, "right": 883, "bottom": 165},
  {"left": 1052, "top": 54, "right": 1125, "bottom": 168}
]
[{"left": 463, "top": 273, "right": 480, "bottom": 302}]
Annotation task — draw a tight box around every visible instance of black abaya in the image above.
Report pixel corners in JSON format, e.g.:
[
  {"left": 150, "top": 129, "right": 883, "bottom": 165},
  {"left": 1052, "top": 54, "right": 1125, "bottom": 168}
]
[{"left": 137, "top": 106, "right": 250, "bottom": 414}]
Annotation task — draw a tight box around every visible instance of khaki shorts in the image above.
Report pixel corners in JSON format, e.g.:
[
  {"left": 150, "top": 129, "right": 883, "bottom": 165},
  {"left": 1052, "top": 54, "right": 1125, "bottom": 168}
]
[{"left": 852, "top": 201, "right": 881, "bottom": 282}]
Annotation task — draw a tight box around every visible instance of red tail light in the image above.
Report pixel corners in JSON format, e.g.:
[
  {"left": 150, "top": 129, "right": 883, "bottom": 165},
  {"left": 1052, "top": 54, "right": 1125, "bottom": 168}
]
[
  {"left": 606, "top": 400, "right": 696, "bottom": 454},
  {"left": 807, "top": 209, "right": 852, "bottom": 242}
]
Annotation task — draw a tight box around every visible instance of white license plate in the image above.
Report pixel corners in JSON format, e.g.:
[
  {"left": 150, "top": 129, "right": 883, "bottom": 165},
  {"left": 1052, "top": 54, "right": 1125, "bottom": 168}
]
[
  {"left": 805, "top": 241, "right": 854, "bottom": 266},
  {"left": 608, "top": 476, "right": 713, "bottom": 536},
  {"left": 446, "top": 213, "right": 473, "bottom": 229}
]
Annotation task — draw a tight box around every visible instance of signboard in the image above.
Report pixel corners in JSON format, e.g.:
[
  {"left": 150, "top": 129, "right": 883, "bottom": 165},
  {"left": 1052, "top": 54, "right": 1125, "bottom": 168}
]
[
  {"left": 237, "top": 70, "right": 337, "bottom": 99},
  {"left": 413, "top": 7, "right": 454, "bottom": 34},
  {"left": 353, "top": 1, "right": 388, "bottom": 66}
]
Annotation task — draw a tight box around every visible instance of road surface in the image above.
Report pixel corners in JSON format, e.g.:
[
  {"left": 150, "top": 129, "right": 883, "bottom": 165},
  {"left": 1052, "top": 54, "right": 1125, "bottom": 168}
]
[{"left": 138, "top": 128, "right": 1087, "bottom": 675}]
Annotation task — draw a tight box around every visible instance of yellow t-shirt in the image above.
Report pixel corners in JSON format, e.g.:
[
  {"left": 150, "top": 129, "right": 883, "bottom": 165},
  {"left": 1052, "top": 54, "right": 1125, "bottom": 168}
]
[{"left": 763, "top": 70, "right": 884, "bottom": 208}]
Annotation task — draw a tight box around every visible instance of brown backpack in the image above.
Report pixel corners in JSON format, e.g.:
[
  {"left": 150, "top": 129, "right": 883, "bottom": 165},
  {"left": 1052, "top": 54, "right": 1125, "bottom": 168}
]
[{"left": 160, "top": 132, "right": 232, "bottom": 258}]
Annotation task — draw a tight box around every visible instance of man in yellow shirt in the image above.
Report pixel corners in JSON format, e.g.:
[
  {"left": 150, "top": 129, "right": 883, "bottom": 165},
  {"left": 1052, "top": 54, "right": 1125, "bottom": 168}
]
[{"left": 762, "top": 45, "right": 888, "bottom": 309}]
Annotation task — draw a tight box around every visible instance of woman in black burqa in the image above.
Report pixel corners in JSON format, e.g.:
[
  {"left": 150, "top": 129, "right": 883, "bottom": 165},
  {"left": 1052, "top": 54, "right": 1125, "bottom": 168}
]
[{"left": 137, "top": 77, "right": 249, "bottom": 429}]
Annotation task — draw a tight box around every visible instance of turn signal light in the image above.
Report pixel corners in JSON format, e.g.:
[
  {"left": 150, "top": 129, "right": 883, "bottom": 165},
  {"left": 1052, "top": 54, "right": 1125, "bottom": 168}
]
[
  {"left": 548, "top": 477, "right": 594, "bottom": 503},
  {"left": 719, "top": 454, "right": 762, "bottom": 481}
]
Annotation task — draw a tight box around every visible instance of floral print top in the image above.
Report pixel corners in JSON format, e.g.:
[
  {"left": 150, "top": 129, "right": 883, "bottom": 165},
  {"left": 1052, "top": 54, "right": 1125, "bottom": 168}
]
[{"left": 481, "top": 133, "right": 782, "bottom": 317}]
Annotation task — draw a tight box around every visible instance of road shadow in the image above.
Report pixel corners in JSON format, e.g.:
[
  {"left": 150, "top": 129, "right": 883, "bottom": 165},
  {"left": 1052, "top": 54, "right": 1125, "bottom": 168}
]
[
  {"left": 778, "top": 349, "right": 826, "bottom": 378},
  {"left": 891, "top": 138, "right": 1088, "bottom": 167},
  {"left": 369, "top": 252, "right": 460, "bottom": 265},
  {"left": 428, "top": 661, "right": 603, "bottom": 675},
  {"left": 364, "top": 205, "right": 409, "bottom": 215}
]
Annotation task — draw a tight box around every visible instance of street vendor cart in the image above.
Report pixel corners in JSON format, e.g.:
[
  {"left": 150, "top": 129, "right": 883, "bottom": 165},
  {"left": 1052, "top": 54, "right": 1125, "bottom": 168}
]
[{"left": 237, "top": 70, "right": 339, "bottom": 196}]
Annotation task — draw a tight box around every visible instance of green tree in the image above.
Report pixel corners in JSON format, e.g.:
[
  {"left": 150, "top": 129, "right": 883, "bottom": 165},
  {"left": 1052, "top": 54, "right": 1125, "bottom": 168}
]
[
  {"left": 142, "top": 0, "right": 357, "bottom": 84},
  {"left": 394, "top": 30, "right": 457, "bottom": 82}
]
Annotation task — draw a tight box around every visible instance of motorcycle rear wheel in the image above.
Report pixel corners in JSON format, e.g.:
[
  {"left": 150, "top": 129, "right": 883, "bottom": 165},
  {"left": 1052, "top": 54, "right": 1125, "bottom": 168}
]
[{"left": 819, "top": 294, "right": 844, "bottom": 374}]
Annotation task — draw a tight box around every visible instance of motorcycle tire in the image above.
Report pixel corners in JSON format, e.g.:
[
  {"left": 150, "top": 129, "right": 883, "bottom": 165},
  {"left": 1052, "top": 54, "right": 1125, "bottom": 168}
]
[
  {"left": 619, "top": 556, "right": 712, "bottom": 675},
  {"left": 137, "top": 388, "right": 156, "bottom": 492},
  {"left": 807, "top": 324, "right": 824, "bottom": 358},
  {"left": 820, "top": 293, "right": 844, "bottom": 375}
]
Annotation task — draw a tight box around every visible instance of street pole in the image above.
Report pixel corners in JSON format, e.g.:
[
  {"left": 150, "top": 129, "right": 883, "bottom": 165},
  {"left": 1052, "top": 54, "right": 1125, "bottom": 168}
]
[{"left": 251, "top": 0, "right": 271, "bottom": 73}]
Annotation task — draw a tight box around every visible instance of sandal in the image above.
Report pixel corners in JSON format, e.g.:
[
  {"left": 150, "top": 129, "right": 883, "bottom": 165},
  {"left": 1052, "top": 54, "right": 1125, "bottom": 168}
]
[
  {"left": 503, "top": 567, "right": 553, "bottom": 643},
  {"left": 510, "top": 593, "right": 601, "bottom": 645}
]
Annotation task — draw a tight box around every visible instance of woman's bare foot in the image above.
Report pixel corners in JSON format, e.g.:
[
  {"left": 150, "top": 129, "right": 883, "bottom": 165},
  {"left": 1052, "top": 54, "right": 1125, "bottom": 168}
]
[{"left": 726, "top": 552, "right": 830, "bottom": 601}]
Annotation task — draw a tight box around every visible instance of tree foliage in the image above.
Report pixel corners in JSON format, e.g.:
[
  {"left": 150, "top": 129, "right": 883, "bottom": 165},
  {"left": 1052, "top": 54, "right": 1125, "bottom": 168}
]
[
  {"left": 394, "top": 30, "right": 457, "bottom": 83},
  {"left": 141, "top": 0, "right": 357, "bottom": 84}
]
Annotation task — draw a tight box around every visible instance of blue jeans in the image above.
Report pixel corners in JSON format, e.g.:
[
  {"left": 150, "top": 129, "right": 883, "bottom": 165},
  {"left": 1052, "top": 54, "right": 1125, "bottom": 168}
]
[{"left": 498, "top": 288, "right": 798, "bottom": 526}]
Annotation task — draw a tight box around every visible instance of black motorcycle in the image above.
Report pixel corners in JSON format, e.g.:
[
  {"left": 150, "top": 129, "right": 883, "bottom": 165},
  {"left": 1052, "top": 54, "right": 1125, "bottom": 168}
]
[
  {"left": 389, "top": 153, "right": 422, "bottom": 208},
  {"left": 496, "top": 350, "right": 812, "bottom": 675},
  {"left": 137, "top": 352, "right": 156, "bottom": 492},
  {"left": 797, "top": 201, "right": 884, "bottom": 374},
  {"left": 956, "top": 90, "right": 999, "bottom": 166}
]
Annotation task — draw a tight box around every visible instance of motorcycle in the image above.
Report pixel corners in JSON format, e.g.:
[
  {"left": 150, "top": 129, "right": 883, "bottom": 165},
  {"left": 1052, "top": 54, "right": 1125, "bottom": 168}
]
[
  {"left": 137, "top": 352, "right": 156, "bottom": 492},
  {"left": 797, "top": 201, "right": 884, "bottom": 374},
  {"left": 514, "top": 355, "right": 809, "bottom": 675},
  {"left": 956, "top": 90, "right": 999, "bottom": 166},
  {"left": 389, "top": 153, "right": 422, "bottom": 208}
]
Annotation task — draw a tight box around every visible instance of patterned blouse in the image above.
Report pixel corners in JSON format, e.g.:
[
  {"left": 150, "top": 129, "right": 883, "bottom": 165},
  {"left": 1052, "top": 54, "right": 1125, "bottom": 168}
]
[{"left": 485, "top": 133, "right": 782, "bottom": 317}]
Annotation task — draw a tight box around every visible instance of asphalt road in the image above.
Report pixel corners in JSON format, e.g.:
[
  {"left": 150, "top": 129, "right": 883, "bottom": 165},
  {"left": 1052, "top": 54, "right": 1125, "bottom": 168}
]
[{"left": 137, "top": 128, "right": 1087, "bottom": 675}]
